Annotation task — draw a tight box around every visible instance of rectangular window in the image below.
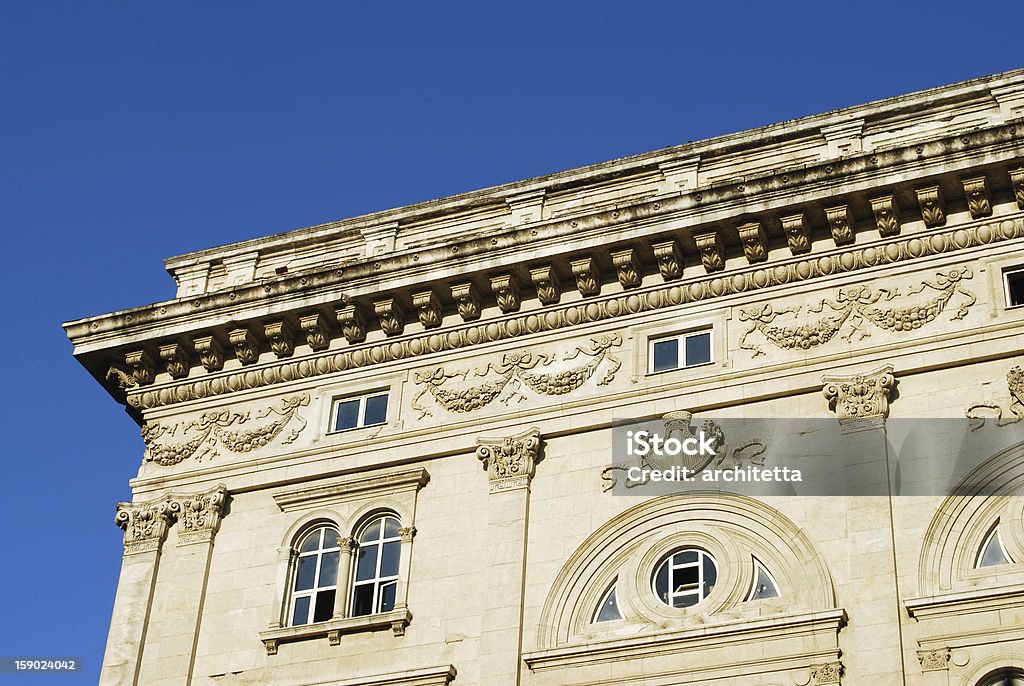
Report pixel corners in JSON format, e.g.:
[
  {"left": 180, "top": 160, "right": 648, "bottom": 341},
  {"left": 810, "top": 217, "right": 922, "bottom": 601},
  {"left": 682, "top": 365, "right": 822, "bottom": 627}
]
[
  {"left": 331, "top": 391, "right": 389, "bottom": 432},
  {"left": 649, "top": 330, "right": 713, "bottom": 373},
  {"left": 1005, "top": 267, "right": 1024, "bottom": 308}
]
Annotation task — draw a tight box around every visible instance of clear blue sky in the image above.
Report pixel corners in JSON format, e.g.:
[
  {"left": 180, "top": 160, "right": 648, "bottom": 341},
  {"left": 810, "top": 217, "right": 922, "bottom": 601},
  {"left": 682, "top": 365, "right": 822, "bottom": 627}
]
[{"left": 1, "top": 2, "right": 1020, "bottom": 682}]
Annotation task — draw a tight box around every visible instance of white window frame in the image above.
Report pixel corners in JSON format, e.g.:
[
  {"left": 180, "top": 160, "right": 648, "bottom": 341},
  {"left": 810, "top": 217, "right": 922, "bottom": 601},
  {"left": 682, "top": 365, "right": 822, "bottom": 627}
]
[
  {"left": 745, "top": 557, "right": 781, "bottom": 601},
  {"left": 652, "top": 548, "right": 717, "bottom": 608},
  {"left": 351, "top": 514, "right": 403, "bottom": 617},
  {"left": 329, "top": 390, "right": 390, "bottom": 433},
  {"left": 648, "top": 329, "right": 714, "bottom": 374},
  {"left": 1004, "top": 266, "right": 1024, "bottom": 309},
  {"left": 289, "top": 525, "right": 340, "bottom": 627},
  {"left": 592, "top": 579, "right": 623, "bottom": 623}
]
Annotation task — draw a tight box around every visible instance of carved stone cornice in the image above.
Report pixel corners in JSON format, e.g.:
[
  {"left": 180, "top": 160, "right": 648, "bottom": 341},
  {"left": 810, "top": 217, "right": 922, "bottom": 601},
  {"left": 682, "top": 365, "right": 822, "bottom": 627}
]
[
  {"left": 570, "top": 257, "right": 601, "bottom": 296},
  {"left": 373, "top": 298, "right": 406, "bottom": 337},
  {"left": 610, "top": 248, "right": 642, "bottom": 289},
  {"left": 167, "top": 485, "right": 228, "bottom": 546},
  {"left": 780, "top": 213, "right": 811, "bottom": 255},
  {"left": 809, "top": 661, "right": 843, "bottom": 685},
  {"left": 530, "top": 265, "right": 561, "bottom": 305},
  {"left": 336, "top": 303, "right": 368, "bottom": 344},
  {"left": 451, "top": 282, "right": 481, "bottom": 321},
  {"left": 228, "top": 327, "right": 260, "bottom": 365},
  {"left": 412, "top": 290, "right": 443, "bottom": 329},
  {"left": 869, "top": 195, "right": 900, "bottom": 237},
  {"left": 125, "top": 350, "right": 156, "bottom": 386},
  {"left": 124, "top": 215, "right": 1024, "bottom": 411},
  {"left": 694, "top": 230, "right": 724, "bottom": 272},
  {"left": 1011, "top": 167, "right": 1024, "bottom": 209},
  {"left": 962, "top": 175, "right": 992, "bottom": 218},
  {"left": 115, "top": 498, "right": 174, "bottom": 555},
  {"left": 916, "top": 647, "right": 950, "bottom": 672},
  {"left": 193, "top": 335, "right": 225, "bottom": 372},
  {"left": 299, "top": 312, "right": 331, "bottom": 351},
  {"left": 737, "top": 222, "right": 767, "bottom": 263},
  {"left": 159, "top": 343, "right": 190, "bottom": 380},
  {"left": 915, "top": 185, "right": 945, "bottom": 227},
  {"left": 476, "top": 428, "right": 542, "bottom": 493},
  {"left": 651, "top": 239, "right": 682, "bottom": 280},
  {"left": 824, "top": 205, "right": 854, "bottom": 245},
  {"left": 490, "top": 274, "right": 521, "bottom": 313},
  {"left": 823, "top": 364, "right": 895, "bottom": 420},
  {"left": 264, "top": 320, "right": 295, "bottom": 359}
]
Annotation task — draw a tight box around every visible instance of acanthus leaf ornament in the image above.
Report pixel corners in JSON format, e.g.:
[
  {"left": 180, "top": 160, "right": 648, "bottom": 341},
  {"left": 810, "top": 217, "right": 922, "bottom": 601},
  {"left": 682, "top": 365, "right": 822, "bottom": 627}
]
[
  {"left": 159, "top": 343, "right": 191, "bottom": 380},
  {"left": 651, "top": 239, "right": 683, "bottom": 280},
  {"left": 115, "top": 498, "right": 174, "bottom": 555},
  {"left": 125, "top": 350, "right": 156, "bottom": 386},
  {"left": 962, "top": 175, "right": 992, "bottom": 218},
  {"left": 476, "top": 428, "right": 542, "bottom": 492},
  {"left": 1011, "top": 167, "right": 1024, "bottom": 209},
  {"left": 737, "top": 222, "right": 767, "bottom": 263},
  {"left": 228, "top": 327, "right": 260, "bottom": 365},
  {"left": 299, "top": 312, "right": 331, "bottom": 351},
  {"left": 337, "top": 303, "right": 368, "bottom": 344},
  {"left": 570, "top": 256, "right": 601, "bottom": 296},
  {"left": 869, "top": 194, "right": 900, "bottom": 237},
  {"left": 915, "top": 185, "right": 946, "bottom": 227},
  {"left": 738, "top": 268, "right": 976, "bottom": 357},
  {"left": 917, "top": 648, "right": 950, "bottom": 672},
  {"left": 610, "top": 248, "right": 642, "bottom": 289},
  {"left": 490, "top": 274, "right": 521, "bottom": 313},
  {"left": 530, "top": 265, "right": 562, "bottom": 305},
  {"left": 780, "top": 212, "right": 811, "bottom": 255},
  {"left": 193, "top": 335, "right": 225, "bottom": 372},
  {"left": 412, "top": 334, "right": 622, "bottom": 418},
  {"left": 966, "top": 366, "right": 1024, "bottom": 429},
  {"left": 374, "top": 298, "right": 406, "bottom": 337},
  {"left": 167, "top": 484, "right": 228, "bottom": 545},
  {"left": 264, "top": 320, "right": 296, "bottom": 359},
  {"left": 693, "top": 230, "right": 724, "bottom": 272},
  {"left": 809, "top": 661, "right": 843, "bottom": 685},
  {"left": 825, "top": 204, "right": 854, "bottom": 245},
  {"left": 141, "top": 393, "right": 310, "bottom": 466},
  {"left": 823, "top": 364, "right": 895, "bottom": 420},
  {"left": 412, "top": 290, "right": 443, "bottom": 329},
  {"left": 451, "top": 282, "right": 481, "bottom": 321}
]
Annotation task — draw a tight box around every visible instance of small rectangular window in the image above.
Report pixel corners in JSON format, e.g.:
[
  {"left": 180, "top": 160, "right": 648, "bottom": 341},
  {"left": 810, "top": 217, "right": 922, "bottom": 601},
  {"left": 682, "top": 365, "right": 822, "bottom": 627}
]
[
  {"left": 331, "top": 391, "right": 389, "bottom": 432},
  {"left": 1005, "top": 268, "right": 1024, "bottom": 308},
  {"left": 649, "top": 330, "right": 713, "bottom": 373}
]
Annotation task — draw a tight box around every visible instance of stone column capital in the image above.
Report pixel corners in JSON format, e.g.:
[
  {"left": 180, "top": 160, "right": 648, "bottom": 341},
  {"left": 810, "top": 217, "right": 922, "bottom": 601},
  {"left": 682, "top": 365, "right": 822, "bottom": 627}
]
[
  {"left": 115, "top": 498, "right": 174, "bottom": 555},
  {"left": 166, "top": 484, "right": 228, "bottom": 546},
  {"left": 822, "top": 364, "right": 895, "bottom": 420},
  {"left": 476, "top": 428, "right": 542, "bottom": 493}
]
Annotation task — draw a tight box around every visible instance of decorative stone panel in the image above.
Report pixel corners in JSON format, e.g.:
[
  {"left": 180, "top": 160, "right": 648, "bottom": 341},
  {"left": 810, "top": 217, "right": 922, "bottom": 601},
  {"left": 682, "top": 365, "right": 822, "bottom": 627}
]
[{"left": 809, "top": 661, "right": 843, "bottom": 685}]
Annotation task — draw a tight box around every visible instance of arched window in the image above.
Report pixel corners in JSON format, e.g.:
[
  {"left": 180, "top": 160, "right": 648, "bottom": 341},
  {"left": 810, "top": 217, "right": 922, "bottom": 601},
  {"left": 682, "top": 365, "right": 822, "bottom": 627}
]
[
  {"left": 977, "top": 522, "right": 1015, "bottom": 568},
  {"left": 977, "top": 668, "right": 1024, "bottom": 686},
  {"left": 290, "top": 525, "right": 340, "bottom": 626},
  {"left": 652, "top": 548, "right": 717, "bottom": 608},
  {"left": 351, "top": 514, "right": 402, "bottom": 617},
  {"left": 592, "top": 580, "right": 622, "bottom": 623},
  {"left": 746, "top": 557, "right": 780, "bottom": 601}
]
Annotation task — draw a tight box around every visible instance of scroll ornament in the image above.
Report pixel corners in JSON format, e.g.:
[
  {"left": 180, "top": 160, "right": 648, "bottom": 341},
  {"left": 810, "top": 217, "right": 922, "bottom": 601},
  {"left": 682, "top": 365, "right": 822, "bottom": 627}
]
[
  {"left": 966, "top": 366, "right": 1024, "bottom": 429},
  {"left": 412, "top": 334, "right": 622, "bottom": 418},
  {"left": 477, "top": 428, "right": 542, "bottom": 490},
  {"left": 739, "top": 268, "right": 975, "bottom": 357},
  {"left": 141, "top": 393, "right": 310, "bottom": 466}
]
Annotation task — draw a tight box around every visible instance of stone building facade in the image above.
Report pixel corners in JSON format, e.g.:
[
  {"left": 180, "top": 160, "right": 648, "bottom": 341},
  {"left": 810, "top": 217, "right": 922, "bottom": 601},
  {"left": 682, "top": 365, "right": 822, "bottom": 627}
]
[{"left": 66, "top": 69, "right": 1024, "bottom": 686}]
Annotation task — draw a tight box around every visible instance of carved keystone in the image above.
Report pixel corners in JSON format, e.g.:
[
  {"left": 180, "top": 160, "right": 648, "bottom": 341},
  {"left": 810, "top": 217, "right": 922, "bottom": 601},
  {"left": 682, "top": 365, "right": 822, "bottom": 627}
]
[
  {"left": 570, "top": 257, "right": 601, "bottom": 296},
  {"left": 823, "top": 364, "right": 895, "bottom": 420},
  {"left": 336, "top": 303, "right": 368, "bottom": 344},
  {"left": 451, "top": 283, "right": 481, "bottom": 321},
  {"left": 299, "top": 312, "right": 331, "bottom": 351},
  {"left": 193, "top": 335, "right": 225, "bottom": 372},
  {"left": 781, "top": 213, "right": 811, "bottom": 255},
  {"left": 373, "top": 298, "right": 406, "bottom": 337},
  {"left": 159, "top": 343, "right": 191, "bottom": 380},
  {"left": 825, "top": 205, "right": 855, "bottom": 245},
  {"left": 869, "top": 195, "right": 900, "bottom": 237},
  {"left": 651, "top": 239, "right": 683, "bottom": 280},
  {"left": 228, "top": 328, "right": 260, "bottom": 365},
  {"left": 610, "top": 248, "right": 642, "bottom": 289},
  {"left": 529, "top": 265, "right": 561, "bottom": 305},
  {"left": 412, "top": 290, "right": 443, "bottom": 329},
  {"left": 693, "top": 230, "right": 725, "bottom": 272},
  {"left": 962, "top": 175, "right": 992, "bottom": 218},
  {"left": 476, "top": 428, "right": 542, "bottom": 493},
  {"left": 264, "top": 320, "right": 296, "bottom": 359},
  {"left": 915, "top": 185, "right": 945, "bottom": 227},
  {"left": 737, "top": 222, "right": 767, "bottom": 263},
  {"left": 490, "top": 274, "right": 521, "bottom": 313},
  {"left": 125, "top": 350, "right": 156, "bottom": 386}
]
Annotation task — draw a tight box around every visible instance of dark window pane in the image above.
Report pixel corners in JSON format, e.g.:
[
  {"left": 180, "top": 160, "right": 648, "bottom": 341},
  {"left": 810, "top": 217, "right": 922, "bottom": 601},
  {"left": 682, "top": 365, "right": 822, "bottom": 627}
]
[
  {"left": 654, "top": 562, "right": 669, "bottom": 603},
  {"left": 319, "top": 551, "right": 339, "bottom": 586},
  {"left": 1007, "top": 271, "right": 1024, "bottom": 307},
  {"left": 355, "top": 545, "right": 379, "bottom": 581},
  {"left": 380, "top": 541, "right": 401, "bottom": 578},
  {"left": 364, "top": 393, "right": 388, "bottom": 425},
  {"left": 595, "top": 586, "right": 622, "bottom": 622},
  {"left": 291, "top": 595, "right": 310, "bottom": 626},
  {"left": 674, "top": 565, "right": 699, "bottom": 590},
  {"left": 360, "top": 519, "right": 382, "bottom": 543},
  {"left": 673, "top": 593, "right": 699, "bottom": 608},
  {"left": 351, "top": 584, "right": 374, "bottom": 617},
  {"left": 380, "top": 581, "right": 397, "bottom": 613},
  {"left": 703, "top": 555, "right": 718, "bottom": 589},
  {"left": 979, "top": 530, "right": 1010, "bottom": 567},
  {"left": 299, "top": 529, "right": 322, "bottom": 553},
  {"left": 652, "top": 339, "right": 679, "bottom": 372},
  {"left": 383, "top": 516, "right": 401, "bottom": 539},
  {"left": 294, "top": 555, "right": 317, "bottom": 591},
  {"left": 750, "top": 567, "right": 778, "bottom": 600},
  {"left": 313, "top": 590, "right": 336, "bottom": 623},
  {"left": 334, "top": 399, "right": 360, "bottom": 431},
  {"left": 676, "top": 549, "right": 698, "bottom": 564},
  {"left": 685, "top": 332, "right": 712, "bottom": 366},
  {"left": 321, "top": 528, "right": 340, "bottom": 550}
]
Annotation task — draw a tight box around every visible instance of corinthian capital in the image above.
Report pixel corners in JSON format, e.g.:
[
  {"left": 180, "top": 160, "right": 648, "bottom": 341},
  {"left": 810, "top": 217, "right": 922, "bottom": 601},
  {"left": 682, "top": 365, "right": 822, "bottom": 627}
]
[
  {"left": 167, "top": 484, "right": 228, "bottom": 546},
  {"left": 115, "top": 498, "right": 174, "bottom": 555},
  {"left": 823, "top": 364, "right": 895, "bottom": 420},
  {"left": 476, "top": 428, "right": 542, "bottom": 493}
]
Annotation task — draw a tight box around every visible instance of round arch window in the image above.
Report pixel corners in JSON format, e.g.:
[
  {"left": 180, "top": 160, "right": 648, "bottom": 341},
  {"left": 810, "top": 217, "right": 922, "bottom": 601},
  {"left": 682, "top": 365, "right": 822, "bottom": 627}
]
[
  {"left": 652, "top": 548, "right": 717, "bottom": 608},
  {"left": 978, "top": 669, "right": 1024, "bottom": 686}
]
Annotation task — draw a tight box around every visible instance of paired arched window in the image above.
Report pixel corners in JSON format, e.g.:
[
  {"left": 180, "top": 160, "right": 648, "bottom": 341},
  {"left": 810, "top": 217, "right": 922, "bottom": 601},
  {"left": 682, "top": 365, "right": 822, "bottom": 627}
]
[{"left": 287, "top": 513, "right": 403, "bottom": 627}]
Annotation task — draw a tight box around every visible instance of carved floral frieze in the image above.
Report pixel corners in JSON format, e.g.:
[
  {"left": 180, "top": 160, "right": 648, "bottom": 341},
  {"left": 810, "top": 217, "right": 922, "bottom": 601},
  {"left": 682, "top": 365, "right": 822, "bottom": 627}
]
[
  {"left": 141, "top": 393, "right": 310, "bottom": 466},
  {"left": 738, "top": 268, "right": 976, "bottom": 358},
  {"left": 412, "top": 335, "right": 622, "bottom": 418},
  {"left": 966, "top": 366, "right": 1024, "bottom": 429}
]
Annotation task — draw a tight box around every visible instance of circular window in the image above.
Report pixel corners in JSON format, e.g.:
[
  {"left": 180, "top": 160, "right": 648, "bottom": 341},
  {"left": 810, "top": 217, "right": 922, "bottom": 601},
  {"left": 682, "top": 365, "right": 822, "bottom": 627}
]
[{"left": 652, "top": 548, "right": 717, "bottom": 608}]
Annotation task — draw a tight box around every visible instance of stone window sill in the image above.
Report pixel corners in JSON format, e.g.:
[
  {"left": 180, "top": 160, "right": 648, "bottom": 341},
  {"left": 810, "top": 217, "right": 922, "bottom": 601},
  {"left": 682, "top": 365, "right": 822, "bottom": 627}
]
[{"left": 260, "top": 608, "right": 412, "bottom": 654}]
